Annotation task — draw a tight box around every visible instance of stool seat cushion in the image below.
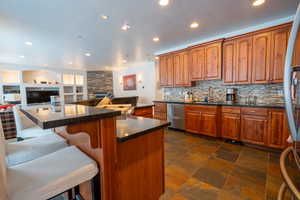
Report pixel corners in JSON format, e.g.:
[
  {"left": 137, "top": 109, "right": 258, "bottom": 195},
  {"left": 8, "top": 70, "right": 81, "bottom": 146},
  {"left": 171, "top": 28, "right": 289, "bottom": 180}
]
[
  {"left": 8, "top": 146, "right": 98, "bottom": 200},
  {"left": 17, "top": 127, "right": 55, "bottom": 139},
  {"left": 6, "top": 134, "right": 68, "bottom": 167}
]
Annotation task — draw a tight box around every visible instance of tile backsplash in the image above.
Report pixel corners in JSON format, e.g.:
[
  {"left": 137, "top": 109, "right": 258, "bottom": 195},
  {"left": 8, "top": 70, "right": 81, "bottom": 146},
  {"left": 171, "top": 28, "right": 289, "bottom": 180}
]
[{"left": 163, "top": 80, "right": 284, "bottom": 104}]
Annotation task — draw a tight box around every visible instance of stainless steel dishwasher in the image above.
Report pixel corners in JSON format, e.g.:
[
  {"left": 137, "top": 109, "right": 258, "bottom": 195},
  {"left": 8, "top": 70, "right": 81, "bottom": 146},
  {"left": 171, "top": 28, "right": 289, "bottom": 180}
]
[{"left": 167, "top": 103, "right": 185, "bottom": 130}]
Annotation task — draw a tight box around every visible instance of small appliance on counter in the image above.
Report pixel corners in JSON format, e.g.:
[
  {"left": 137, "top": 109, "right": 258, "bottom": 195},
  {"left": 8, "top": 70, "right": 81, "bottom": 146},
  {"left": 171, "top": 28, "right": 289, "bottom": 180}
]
[
  {"left": 50, "top": 96, "right": 61, "bottom": 106},
  {"left": 184, "top": 91, "right": 193, "bottom": 102},
  {"left": 226, "top": 88, "right": 237, "bottom": 104}
]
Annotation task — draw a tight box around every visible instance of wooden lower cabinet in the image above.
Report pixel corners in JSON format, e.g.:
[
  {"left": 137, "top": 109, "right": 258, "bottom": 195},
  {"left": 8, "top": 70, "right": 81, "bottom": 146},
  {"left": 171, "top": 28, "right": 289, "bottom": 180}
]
[
  {"left": 267, "top": 109, "right": 290, "bottom": 149},
  {"left": 241, "top": 114, "right": 268, "bottom": 146},
  {"left": 201, "top": 112, "right": 218, "bottom": 137},
  {"left": 153, "top": 102, "right": 167, "bottom": 120},
  {"left": 133, "top": 107, "right": 153, "bottom": 118},
  {"left": 185, "top": 105, "right": 218, "bottom": 137},
  {"left": 185, "top": 111, "right": 201, "bottom": 134},
  {"left": 221, "top": 113, "right": 240, "bottom": 140}
]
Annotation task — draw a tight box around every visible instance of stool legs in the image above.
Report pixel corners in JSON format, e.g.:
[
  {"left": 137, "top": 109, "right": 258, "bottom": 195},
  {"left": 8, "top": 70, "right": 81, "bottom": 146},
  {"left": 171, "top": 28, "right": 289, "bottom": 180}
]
[{"left": 91, "top": 174, "right": 100, "bottom": 200}]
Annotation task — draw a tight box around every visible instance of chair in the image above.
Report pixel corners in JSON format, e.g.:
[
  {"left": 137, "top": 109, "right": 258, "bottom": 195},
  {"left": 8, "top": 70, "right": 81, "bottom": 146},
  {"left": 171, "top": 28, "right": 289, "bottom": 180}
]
[
  {"left": 2, "top": 107, "right": 68, "bottom": 166},
  {"left": 13, "top": 106, "right": 54, "bottom": 139},
  {"left": 0, "top": 120, "right": 99, "bottom": 200}
]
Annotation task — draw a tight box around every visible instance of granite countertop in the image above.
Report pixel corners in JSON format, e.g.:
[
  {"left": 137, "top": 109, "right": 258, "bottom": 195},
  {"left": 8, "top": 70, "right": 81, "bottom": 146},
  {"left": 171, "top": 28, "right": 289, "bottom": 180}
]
[
  {"left": 153, "top": 100, "right": 285, "bottom": 109},
  {"left": 21, "top": 104, "right": 121, "bottom": 129},
  {"left": 135, "top": 103, "right": 154, "bottom": 109},
  {"left": 116, "top": 116, "right": 170, "bottom": 142}
]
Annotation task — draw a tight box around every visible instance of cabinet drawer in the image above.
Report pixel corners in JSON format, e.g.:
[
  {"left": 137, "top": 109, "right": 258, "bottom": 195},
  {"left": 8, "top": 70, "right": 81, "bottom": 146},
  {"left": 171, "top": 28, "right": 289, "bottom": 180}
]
[
  {"left": 154, "top": 103, "right": 167, "bottom": 113},
  {"left": 185, "top": 105, "right": 217, "bottom": 113},
  {"left": 241, "top": 107, "right": 268, "bottom": 116},
  {"left": 134, "top": 107, "right": 153, "bottom": 116},
  {"left": 221, "top": 106, "right": 241, "bottom": 114}
]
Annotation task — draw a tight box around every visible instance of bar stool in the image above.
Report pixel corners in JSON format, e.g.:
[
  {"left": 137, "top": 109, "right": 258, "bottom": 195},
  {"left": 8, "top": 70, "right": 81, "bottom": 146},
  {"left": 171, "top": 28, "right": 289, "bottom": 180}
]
[
  {"left": 13, "top": 106, "right": 54, "bottom": 139},
  {"left": 3, "top": 106, "right": 69, "bottom": 166},
  {"left": 0, "top": 122, "right": 100, "bottom": 200}
]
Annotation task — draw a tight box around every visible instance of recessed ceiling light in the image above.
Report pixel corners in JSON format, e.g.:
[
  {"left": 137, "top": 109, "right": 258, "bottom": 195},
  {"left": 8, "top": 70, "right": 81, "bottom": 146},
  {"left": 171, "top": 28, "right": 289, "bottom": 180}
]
[
  {"left": 100, "top": 15, "right": 109, "bottom": 20},
  {"left": 85, "top": 53, "right": 91, "bottom": 57},
  {"left": 25, "top": 41, "right": 32, "bottom": 46},
  {"left": 190, "top": 22, "right": 199, "bottom": 29},
  {"left": 68, "top": 62, "right": 73, "bottom": 65},
  {"left": 153, "top": 37, "right": 160, "bottom": 42},
  {"left": 252, "top": 0, "right": 265, "bottom": 6},
  {"left": 155, "top": 56, "right": 159, "bottom": 60},
  {"left": 19, "top": 55, "right": 25, "bottom": 58},
  {"left": 159, "top": 0, "right": 169, "bottom": 6},
  {"left": 123, "top": 59, "right": 127, "bottom": 63},
  {"left": 121, "top": 24, "right": 130, "bottom": 31}
]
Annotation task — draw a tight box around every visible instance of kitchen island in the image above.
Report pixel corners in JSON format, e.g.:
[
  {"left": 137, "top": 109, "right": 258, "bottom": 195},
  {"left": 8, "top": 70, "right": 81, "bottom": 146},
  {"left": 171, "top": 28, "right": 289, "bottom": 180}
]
[{"left": 21, "top": 104, "right": 170, "bottom": 200}]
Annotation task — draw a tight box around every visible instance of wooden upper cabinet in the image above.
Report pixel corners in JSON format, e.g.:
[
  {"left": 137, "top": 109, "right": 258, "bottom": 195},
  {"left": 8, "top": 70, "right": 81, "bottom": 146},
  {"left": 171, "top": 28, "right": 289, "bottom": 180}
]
[
  {"left": 190, "top": 47, "right": 205, "bottom": 81},
  {"left": 174, "top": 51, "right": 190, "bottom": 86},
  {"left": 235, "top": 36, "right": 253, "bottom": 84},
  {"left": 293, "top": 29, "right": 300, "bottom": 67},
  {"left": 166, "top": 55, "right": 174, "bottom": 86},
  {"left": 270, "top": 27, "right": 289, "bottom": 83},
  {"left": 205, "top": 42, "right": 222, "bottom": 80},
  {"left": 252, "top": 32, "right": 272, "bottom": 84},
  {"left": 223, "top": 41, "right": 236, "bottom": 84},
  {"left": 159, "top": 56, "right": 168, "bottom": 86}
]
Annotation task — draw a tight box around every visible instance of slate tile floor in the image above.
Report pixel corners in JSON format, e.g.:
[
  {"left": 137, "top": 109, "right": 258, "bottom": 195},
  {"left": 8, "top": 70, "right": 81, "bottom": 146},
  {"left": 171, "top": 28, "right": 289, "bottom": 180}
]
[{"left": 161, "top": 129, "right": 286, "bottom": 200}]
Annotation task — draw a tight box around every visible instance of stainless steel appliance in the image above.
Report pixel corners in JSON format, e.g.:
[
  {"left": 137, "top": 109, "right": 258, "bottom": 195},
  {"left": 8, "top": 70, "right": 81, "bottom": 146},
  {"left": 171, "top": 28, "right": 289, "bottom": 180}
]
[
  {"left": 226, "top": 88, "right": 237, "bottom": 103},
  {"left": 167, "top": 103, "right": 185, "bottom": 130}
]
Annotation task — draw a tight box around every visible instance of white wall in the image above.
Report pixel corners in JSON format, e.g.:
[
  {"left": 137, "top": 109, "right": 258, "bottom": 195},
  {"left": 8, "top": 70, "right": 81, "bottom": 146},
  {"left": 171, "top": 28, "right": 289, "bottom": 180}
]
[{"left": 113, "top": 61, "right": 161, "bottom": 104}]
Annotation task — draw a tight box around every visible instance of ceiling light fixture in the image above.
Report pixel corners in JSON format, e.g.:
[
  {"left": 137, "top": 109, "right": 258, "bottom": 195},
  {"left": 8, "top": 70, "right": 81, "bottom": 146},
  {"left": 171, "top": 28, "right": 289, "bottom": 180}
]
[
  {"left": 123, "top": 59, "right": 127, "bottom": 63},
  {"left": 121, "top": 24, "right": 130, "bottom": 31},
  {"left": 85, "top": 53, "right": 91, "bottom": 57},
  {"left": 25, "top": 41, "right": 32, "bottom": 46},
  {"left": 68, "top": 62, "right": 73, "bottom": 65},
  {"left": 159, "top": 0, "right": 169, "bottom": 6},
  {"left": 190, "top": 22, "right": 199, "bottom": 29},
  {"left": 155, "top": 56, "right": 159, "bottom": 60},
  {"left": 19, "top": 55, "right": 25, "bottom": 58},
  {"left": 100, "top": 15, "right": 109, "bottom": 20},
  {"left": 252, "top": 0, "right": 265, "bottom": 6},
  {"left": 153, "top": 37, "right": 160, "bottom": 42}
]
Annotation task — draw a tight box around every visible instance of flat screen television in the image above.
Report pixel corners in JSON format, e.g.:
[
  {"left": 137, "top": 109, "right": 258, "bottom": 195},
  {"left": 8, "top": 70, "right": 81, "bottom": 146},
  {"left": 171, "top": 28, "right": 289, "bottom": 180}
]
[{"left": 26, "top": 88, "right": 59, "bottom": 104}]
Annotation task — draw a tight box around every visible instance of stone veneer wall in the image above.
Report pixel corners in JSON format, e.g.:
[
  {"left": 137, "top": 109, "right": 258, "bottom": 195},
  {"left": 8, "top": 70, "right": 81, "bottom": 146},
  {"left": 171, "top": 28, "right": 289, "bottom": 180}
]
[
  {"left": 163, "top": 80, "right": 284, "bottom": 104},
  {"left": 87, "top": 71, "right": 113, "bottom": 95}
]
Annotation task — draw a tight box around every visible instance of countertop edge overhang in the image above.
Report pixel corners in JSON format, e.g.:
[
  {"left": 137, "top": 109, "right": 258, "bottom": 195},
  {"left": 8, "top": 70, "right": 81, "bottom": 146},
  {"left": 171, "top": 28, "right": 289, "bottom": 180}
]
[
  {"left": 20, "top": 106, "right": 122, "bottom": 129},
  {"left": 117, "top": 120, "right": 170, "bottom": 143},
  {"left": 153, "top": 100, "right": 285, "bottom": 109}
]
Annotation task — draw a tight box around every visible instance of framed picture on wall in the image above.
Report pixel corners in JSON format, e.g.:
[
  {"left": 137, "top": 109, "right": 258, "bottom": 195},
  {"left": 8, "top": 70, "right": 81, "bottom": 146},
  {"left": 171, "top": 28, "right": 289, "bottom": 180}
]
[{"left": 123, "top": 74, "right": 136, "bottom": 91}]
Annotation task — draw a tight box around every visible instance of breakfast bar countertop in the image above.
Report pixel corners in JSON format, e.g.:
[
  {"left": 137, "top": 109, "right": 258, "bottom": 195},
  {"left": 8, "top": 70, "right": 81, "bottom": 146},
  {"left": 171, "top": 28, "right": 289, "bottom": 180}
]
[
  {"left": 116, "top": 116, "right": 170, "bottom": 142},
  {"left": 20, "top": 104, "right": 121, "bottom": 129},
  {"left": 153, "top": 100, "right": 285, "bottom": 109}
]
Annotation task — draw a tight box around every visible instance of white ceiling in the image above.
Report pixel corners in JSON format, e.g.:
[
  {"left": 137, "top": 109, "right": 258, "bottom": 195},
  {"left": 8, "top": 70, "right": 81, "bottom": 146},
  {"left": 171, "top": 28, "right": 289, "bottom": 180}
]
[{"left": 0, "top": 0, "right": 298, "bottom": 70}]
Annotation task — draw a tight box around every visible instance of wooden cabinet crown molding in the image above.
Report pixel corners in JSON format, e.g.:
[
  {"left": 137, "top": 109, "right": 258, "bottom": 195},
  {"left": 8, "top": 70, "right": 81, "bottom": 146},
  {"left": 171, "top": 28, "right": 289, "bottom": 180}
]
[{"left": 225, "top": 22, "right": 292, "bottom": 42}]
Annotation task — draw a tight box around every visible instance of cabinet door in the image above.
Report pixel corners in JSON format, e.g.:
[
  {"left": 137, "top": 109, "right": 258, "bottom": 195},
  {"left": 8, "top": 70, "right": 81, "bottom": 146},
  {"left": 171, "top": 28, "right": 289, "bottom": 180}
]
[
  {"left": 159, "top": 56, "right": 168, "bottom": 86},
  {"left": 252, "top": 32, "right": 272, "bottom": 84},
  {"left": 241, "top": 115, "right": 268, "bottom": 146},
  {"left": 166, "top": 55, "right": 174, "bottom": 87},
  {"left": 292, "top": 29, "right": 300, "bottom": 67},
  {"left": 221, "top": 113, "right": 240, "bottom": 140},
  {"left": 205, "top": 42, "right": 222, "bottom": 80},
  {"left": 174, "top": 52, "right": 190, "bottom": 86},
  {"left": 190, "top": 47, "right": 205, "bottom": 81},
  {"left": 267, "top": 109, "right": 287, "bottom": 149},
  {"left": 200, "top": 112, "right": 218, "bottom": 137},
  {"left": 223, "top": 41, "right": 236, "bottom": 85},
  {"left": 185, "top": 111, "right": 201, "bottom": 134},
  {"left": 235, "top": 37, "right": 252, "bottom": 84},
  {"left": 270, "top": 27, "right": 289, "bottom": 83}
]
